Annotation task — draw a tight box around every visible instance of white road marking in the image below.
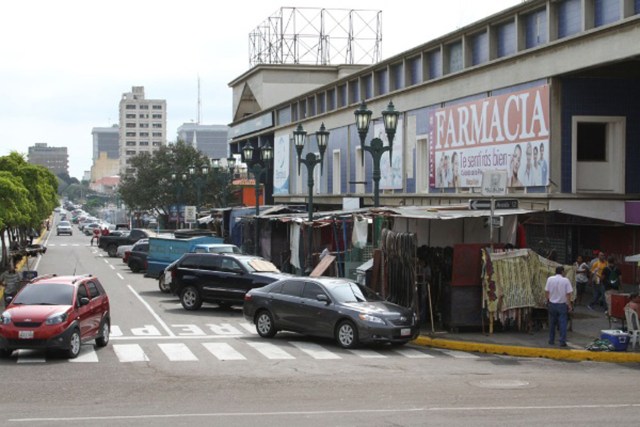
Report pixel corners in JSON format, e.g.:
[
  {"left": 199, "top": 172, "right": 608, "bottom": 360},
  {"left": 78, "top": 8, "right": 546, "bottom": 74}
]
[
  {"left": 239, "top": 322, "right": 258, "bottom": 334},
  {"left": 349, "top": 349, "right": 387, "bottom": 358},
  {"left": 117, "top": 273, "right": 124, "bottom": 280},
  {"left": 438, "top": 349, "right": 480, "bottom": 359},
  {"left": 127, "top": 285, "right": 176, "bottom": 337},
  {"left": 290, "top": 341, "right": 341, "bottom": 359},
  {"left": 70, "top": 345, "right": 99, "bottom": 362},
  {"left": 103, "top": 259, "right": 109, "bottom": 264},
  {"left": 109, "top": 265, "right": 115, "bottom": 270},
  {"left": 112, "top": 344, "right": 149, "bottom": 362},
  {"left": 393, "top": 348, "right": 435, "bottom": 358},
  {"left": 202, "top": 342, "right": 246, "bottom": 360},
  {"left": 110, "top": 325, "right": 123, "bottom": 337},
  {"left": 15, "top": 349, "right": 46, "bottom": 363},
  {"left": 246, "top": 341, "right": 295, "bottom": 360},
  {"left": 158, "top": 343, "right": 198, "bottom": 361}
]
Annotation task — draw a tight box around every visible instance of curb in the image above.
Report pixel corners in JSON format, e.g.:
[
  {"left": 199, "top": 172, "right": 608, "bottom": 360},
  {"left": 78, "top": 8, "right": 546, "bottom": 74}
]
[{"left": 413, "top": 335, "right": 640, "bottom": 363}]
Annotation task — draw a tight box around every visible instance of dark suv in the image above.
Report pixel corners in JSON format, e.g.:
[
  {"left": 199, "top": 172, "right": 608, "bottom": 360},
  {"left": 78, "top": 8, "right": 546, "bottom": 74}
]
[{"left": 168, "top": 253, "right": 289, "bottom": 310}]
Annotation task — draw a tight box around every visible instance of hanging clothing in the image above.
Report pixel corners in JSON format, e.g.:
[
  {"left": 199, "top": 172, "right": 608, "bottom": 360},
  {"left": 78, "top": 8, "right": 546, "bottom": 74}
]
[
  {"left": 290, "top": 222, "right": 301, "bottom": 270},
  {"left": 352, "top": 216, "right": 368, "bottom": 249}
]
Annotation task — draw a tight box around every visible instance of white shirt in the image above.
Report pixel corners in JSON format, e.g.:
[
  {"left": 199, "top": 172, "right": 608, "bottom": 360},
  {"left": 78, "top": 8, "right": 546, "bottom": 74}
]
[{"left": 545, "top": 274, "right": 573, "bottom": 304}]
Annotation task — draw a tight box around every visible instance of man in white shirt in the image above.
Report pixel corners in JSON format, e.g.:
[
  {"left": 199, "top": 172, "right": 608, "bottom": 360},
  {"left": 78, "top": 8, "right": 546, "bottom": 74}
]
[{"left": 545, "top": 266, "right": 573, "bottom": 347}]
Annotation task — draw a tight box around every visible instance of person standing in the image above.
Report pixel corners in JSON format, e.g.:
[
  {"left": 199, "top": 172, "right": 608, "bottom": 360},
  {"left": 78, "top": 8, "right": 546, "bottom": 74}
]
[
  {"left": 574, "top": 255, "right": 589, "bottom": 305},
  {"left": 90, "top": 227, "right": 100, "bottom": 246},
  {"left": 545, "top": 266, "right": 573, "bottom": 347},
  {"left": 588, "top": 251, "right": 608, "bottom": 310}
]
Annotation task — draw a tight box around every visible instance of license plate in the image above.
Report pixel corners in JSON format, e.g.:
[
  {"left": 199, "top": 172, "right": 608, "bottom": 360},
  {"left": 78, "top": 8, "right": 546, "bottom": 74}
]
[
  {"left": 18, "top": 330, "right": 34, "bottom": 339},
  {"left": 400, "top": 328, "right": 411, "bottom": 336}
]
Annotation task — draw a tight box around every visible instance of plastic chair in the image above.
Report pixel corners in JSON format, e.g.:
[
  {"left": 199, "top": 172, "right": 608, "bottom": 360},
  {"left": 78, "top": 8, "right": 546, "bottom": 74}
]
[{"left": 624, "top": 307, "right": 640, "bottom": 350}]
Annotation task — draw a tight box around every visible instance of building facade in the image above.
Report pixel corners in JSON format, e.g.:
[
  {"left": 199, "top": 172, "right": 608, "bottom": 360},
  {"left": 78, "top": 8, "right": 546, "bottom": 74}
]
[
  {"left": 92, "top": 125, "right": 120, "bottom": 161},
  {"left": 27, "top": 142, "right": 68, "bottom": 176},
  {"left": 118, "top": 86, "right": 167, "bottom": 175},
  {"left": 176, "top": 123, "right": 229, "bottom": 160},
  {"left": 228, "top": 0, "right": 640, "bottom": 272}
]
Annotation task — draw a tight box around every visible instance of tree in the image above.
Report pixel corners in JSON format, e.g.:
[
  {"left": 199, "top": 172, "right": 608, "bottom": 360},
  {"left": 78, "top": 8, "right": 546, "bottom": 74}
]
[{"left": 118, "top": 140, "right": 229, "bottom": 217}]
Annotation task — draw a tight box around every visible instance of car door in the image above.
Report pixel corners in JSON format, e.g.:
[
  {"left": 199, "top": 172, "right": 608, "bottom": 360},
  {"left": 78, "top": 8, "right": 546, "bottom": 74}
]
[
  {"left": 269, "top": 280, "right": 304, "bottom": 331},
  {"left": 85, "top": 280, "right": 105, "bottom": 338},
  {"left": 75, "top": 283, "right": 93, "bottom": 339},
  {"left": 212, "top": 257, "right": 253, "bottom": 302},
  {"left": 298, "top": 281, "right": 336, "bottom": 336},
  {"left": 197, "top": 255, "right": 226, "bottom": 302}
]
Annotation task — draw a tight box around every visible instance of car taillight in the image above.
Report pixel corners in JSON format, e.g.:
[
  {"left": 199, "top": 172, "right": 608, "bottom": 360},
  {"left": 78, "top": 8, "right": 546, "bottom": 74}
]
[{"left": 244, "top": 294, "right": 252, "bottom": 302}]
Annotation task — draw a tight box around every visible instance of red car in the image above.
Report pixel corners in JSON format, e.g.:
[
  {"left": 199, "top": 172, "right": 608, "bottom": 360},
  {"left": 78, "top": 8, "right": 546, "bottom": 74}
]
[{"left": 0, "top": 274, "right": 111, "bottom": 358}]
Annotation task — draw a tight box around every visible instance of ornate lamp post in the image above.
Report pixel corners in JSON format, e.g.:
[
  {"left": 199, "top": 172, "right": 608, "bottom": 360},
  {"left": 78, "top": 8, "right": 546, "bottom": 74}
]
[
  {"left": 211, "top": 156, "right": 237, "bottom": 207},
  {"left": 293, "top": 123, "right": 329, "bottom": 274},
  {"left": 242, "top": 142, "right": 273, "bottom": 255},
  {"left": 354, "top": 100, "right": 400, "bottom": 208},
  {"left": 188, "top": 163, "right": 209, "bottom": 212},
  {"left": 171, "top": 171, "right": 188, "bottom": 228}
]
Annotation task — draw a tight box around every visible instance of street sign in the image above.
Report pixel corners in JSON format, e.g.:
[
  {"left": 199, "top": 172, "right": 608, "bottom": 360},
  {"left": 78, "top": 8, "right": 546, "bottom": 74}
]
[
  {"left": 491, "top": 216, "right": 504, "bottom": 228},
  {"left": 494, "top": 199, "right": 519, "bottom": 209},
  {"left": 469, "top": 199, "right": 491, "bottom": 210},
  {"left": 469, "top": 199, "right": 519, "bottom": 210},
  {"left": 184, "top": 205, "right": 197, "bottom": 223}
]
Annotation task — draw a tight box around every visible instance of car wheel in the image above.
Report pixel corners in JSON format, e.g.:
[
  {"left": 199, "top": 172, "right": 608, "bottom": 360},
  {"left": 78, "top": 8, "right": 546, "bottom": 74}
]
[
  {"left": 255, "top": 310, "right": 277, "bottom": 338},
  {"left": 129, "top": 260, "right": 140, "bottom": 273},
  {"left": 181, "top": 286, "right": 202, "bottom": 310},
  {"left": 95, "top": 319, "right": 110, "bottom": 347},
  {"left": 67, "top": 329, "right": 81, "bottom": 358},
  {"left": 158, "top": 276, "right": 171, "bottom": 293},
  {"left": 107, "top": 244, "right": 118, "bottom": 257},
  {"left": 336, "top": 320, "right": 359, "bottom": 349}
]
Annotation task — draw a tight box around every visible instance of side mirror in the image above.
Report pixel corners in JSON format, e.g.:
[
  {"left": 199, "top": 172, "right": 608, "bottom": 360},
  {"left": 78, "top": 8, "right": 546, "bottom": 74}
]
[
  {"left": 80, "top": 297, "right": 90, "bottom": 306},
  {"left": 316, "top": 294, "right": 330, "bottom": 304}
]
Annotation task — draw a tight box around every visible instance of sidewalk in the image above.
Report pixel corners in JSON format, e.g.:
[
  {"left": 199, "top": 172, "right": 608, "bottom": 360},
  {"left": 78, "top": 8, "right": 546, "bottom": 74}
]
[{"left": 414, "top": 304, "right": 640, "bottom": 363}]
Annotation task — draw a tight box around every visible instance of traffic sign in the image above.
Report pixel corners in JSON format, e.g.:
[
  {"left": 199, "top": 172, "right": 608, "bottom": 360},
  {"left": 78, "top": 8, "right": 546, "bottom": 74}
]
[
  {"left": 184, "top": 205, "right": 197, "bottom": 223},
  {"left": 491, "top": 216, "right": 504, "bottom": 228},
  {"left": 469, "top": 199, "right": 491, "bottom": 210},
  {"left": 494, "top": 199, "right": 518, "bottom": 209}
]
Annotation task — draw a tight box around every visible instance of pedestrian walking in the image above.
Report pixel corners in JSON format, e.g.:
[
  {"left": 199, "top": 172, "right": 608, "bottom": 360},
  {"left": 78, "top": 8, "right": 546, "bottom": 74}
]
[
  {"left": 574, "top": 255, "right": 589, "bottom": 305},
  {"left": 588, "top": 251, "right": 607, "bottom": 310},
  {"left": 545, "top": 266, "right": 573, "bottom": 347}
]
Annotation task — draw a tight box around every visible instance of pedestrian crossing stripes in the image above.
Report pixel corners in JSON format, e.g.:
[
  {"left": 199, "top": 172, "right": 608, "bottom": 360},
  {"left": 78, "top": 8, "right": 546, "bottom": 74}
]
[{"left": 4, "top": 341, "right": 485, "bottom": 364}]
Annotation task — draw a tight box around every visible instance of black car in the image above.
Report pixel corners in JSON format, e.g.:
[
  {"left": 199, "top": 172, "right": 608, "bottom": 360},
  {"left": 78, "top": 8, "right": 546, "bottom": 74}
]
[
  {"left": 243, "top": 277, "right": 419, "bottom": 349},
  {"left": 169, "top": 253, "right": 290, "bottom": 310},
  {"left": 127, "top": 240, "right": 149, "bottom": 273}
]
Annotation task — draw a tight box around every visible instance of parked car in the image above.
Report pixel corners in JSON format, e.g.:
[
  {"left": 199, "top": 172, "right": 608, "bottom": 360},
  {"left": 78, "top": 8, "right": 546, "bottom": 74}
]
[
  {"left": 83, "top": 222, "right": 103, "bottom": 236},
  {"left": 117, "top": 243, "right": 134, "bottom": 261},
  {"left": 99, "top": 228, "right": 151, "bottom": 257},
  {"left": 127, "top": 240, "right": 149, "bottom": 273},
  {"left": 157, "top": 243, "right": 242, "bottom": 293},
  {"left": 56, "top": 220, "right": 73, "bottom": 236},
  {"left": 0, "top": 274, "right": 111, "bottom": 358},
  {"left": 243, "top": 277, "right": 419, "bottom": 349},
  {"left": 168, "top": 253, "right": 290, "bottom": 310}
]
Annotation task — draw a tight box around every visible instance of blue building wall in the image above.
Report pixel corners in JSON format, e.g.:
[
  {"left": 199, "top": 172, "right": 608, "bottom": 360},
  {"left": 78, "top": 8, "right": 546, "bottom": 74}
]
[{"left": 561, "top": 77, "right": 640, "bottom": 193}]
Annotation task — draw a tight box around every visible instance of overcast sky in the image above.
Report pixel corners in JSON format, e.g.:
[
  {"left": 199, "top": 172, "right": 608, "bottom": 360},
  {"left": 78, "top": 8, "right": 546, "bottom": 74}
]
[{"left": 0, "top": 0, "right": 521, "bottom": 178}]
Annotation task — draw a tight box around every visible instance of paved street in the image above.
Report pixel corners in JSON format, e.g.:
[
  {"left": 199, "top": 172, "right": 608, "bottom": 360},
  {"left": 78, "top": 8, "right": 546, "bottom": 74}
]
[{"left": 2, "top": 228, "right": 639, "bottom": 426}]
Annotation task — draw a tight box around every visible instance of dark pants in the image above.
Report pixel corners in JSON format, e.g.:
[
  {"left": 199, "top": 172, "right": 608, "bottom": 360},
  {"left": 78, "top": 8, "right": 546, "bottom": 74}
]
[
  {"left": 548, "top": 302, "right": 569, "bottom": 345},
  {"left": 590, "top": 283, "right": 605, "bottom": 307}
]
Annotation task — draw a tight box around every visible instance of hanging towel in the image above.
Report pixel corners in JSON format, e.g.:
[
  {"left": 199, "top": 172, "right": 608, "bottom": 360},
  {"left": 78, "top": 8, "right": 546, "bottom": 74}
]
[
  {"left": 352, "top": 216, "right": 368, "bottom": 249},
  {"left": 290, "top": 222, "right": 301, "bottom": 270}
]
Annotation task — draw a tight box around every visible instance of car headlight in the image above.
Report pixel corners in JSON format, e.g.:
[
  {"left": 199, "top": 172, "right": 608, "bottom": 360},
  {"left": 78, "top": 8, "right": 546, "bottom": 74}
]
[
  {"left": 1, "top": 312, "right": 11, "bottom": 325},
  {"left": 358, "top": 313, "right": 385, "bottom": 325},
  {"left": 45, "top": 312, "right": 68, "bottom": 325}
]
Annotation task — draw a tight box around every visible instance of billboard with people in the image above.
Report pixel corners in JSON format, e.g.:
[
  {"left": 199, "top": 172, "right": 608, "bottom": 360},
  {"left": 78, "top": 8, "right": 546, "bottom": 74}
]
[{"left": 429, "top": 84, "right": 550, "bottom": 189}]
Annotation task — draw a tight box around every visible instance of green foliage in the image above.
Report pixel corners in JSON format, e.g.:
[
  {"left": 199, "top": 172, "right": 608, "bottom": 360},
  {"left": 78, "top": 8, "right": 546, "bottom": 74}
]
[{"left": 118, "top": 141, "right": 231, "bottom": 213}]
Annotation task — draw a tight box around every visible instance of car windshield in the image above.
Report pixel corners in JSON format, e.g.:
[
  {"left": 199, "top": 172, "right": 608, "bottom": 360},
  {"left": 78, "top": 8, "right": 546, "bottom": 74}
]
[
  {"left": 243, "top": 259, "right": 280, "bottom": 273},
  {"left": 330, "top": 282, "right": 382, "bottom": 303},
  {"left": 59, "top": 221, "right": 70, "bottom": 226},
  {"left": 12, "top": 283, "right": 74, "bottom": 306}
]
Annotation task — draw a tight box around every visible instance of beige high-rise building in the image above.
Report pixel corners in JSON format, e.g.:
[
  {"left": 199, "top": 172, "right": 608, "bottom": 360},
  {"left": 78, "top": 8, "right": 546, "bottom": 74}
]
[{"left": 118, "top": 86, "right": 166, "bottom": 175}]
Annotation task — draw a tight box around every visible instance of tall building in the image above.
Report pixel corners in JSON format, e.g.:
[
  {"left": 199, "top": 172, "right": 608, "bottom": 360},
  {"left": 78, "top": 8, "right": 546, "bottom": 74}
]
[
  {"left": 27, "top": 143, "right": 68, "bottom": 176},
  {"left": 176, "top": 123, "right": 229, "bottom": 160},
  {"left": 92, "top": 124, "right": 119, "bottom": 161},
  {"left": 118, "top": 86, "right": 167, "bottom": 175}
]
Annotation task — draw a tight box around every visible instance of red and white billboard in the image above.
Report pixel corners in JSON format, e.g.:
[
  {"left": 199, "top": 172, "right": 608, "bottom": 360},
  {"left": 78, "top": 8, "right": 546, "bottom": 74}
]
[{"left": 429, "top": 84, "right": 550, "bottom": 188}]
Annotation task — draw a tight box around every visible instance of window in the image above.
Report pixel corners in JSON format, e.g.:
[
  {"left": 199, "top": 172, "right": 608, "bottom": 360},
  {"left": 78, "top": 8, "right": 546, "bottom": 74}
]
[
  {"left": 140, "top": 123, "right": 149, "bottom": 128},
  {"left": 317, "top": 92, "right": 326, "bottom": 114},
  {"left": 126, "top": 141, "right": 136, "bottom": 146},
  {"left": 125, "top": 104, "right": 136, "bottom": 110},
  {"left": 496, "top": 21, "right": 516, "bottom": 58},
  {"left": 524, "top": 9, "right": 548, "bottom": 48},
  {"left": 126, "top": 150, "right": 136, "bottom": 155},
  {"left": 361, "top": 74, "right": 372, "bottom": 99},
  {"left": 180, "top": 255, "right": 201, "bottom": 269},
  {"left": 407, "top": 56, "right": 422, "bottom": 86},
  {"left": 126, "top": 114, "right": 136, "bottom": 119},
  {"left": 152, "top": 141, "right": 161, "bottom": 146},
  {"left": 152, "top": 114, "right": 162, "bottom": 119},
  {"left": 327, "top": 88, "right": 336, "bottom": 110},
  {"left": 199, "top": 256, "right": 222, "bottom": 271},
  {"left": 281, "top": 280, "right": 303, "bottom": 297},
  {"left": 594, "top": 0, "right": 620, "bottom": 26},
  {"left": 152, "top": 132, "right": 162, "bottom": 137},
  {"left": 307, "top": 96, "right": 316, "bottom": 117},
  {"left": 125, "top": 132, "right": 136, "bottom": 137},
  {"left": 302, "top": 282, "right": 325, "bottom": 300},
  {"left": 152, "top": 105, "right": 163, "bottom": 110},
  {"left": 349, "top": 79, "right": 360, "bottom": 104},
  {"left": 125, "top": 123, "right": 135, "bottom": 128},
  {"left": 446, "top": 41, "right": 463, "bottom": 73},
  {"left": 390, "top": 63, "right": 403, "bottom": 90},
  {"left": 557, "top": 0, "right": 582, "bottom": 39},
  {"left": 277, "top": 106, "right": 291, "bottom": 125},
  {"left": 471, "top": 32, "right": 489, "bottom": 65},
  {"left": 87, "top": 282, "right": 99, "bottom": 298},
  {"left": 374, "top": 69, "right": 387, "bottom": 96},
  {"left": 139, "top": 141, "right": 149, "bottom": 146},
  {"left": 140, "top": 105, "right": 149, "bottom": 110},
  {"left": 139, "top": 114, "right": 148, "bottom": 119},
  {"left": 577, "top": 123, "right": 607, "bottom": 161},
  {"left": 77, "top": 284, "right": 88, "bottom": 301},
  {"left": 428, "top": 50, "right": 442, "bottom": 79},
  {"left": 338, "top": 84, "right": 347, "bottom": 108},
  {"left": 221, "top": 258, "right": 242, "bottom": 273}
]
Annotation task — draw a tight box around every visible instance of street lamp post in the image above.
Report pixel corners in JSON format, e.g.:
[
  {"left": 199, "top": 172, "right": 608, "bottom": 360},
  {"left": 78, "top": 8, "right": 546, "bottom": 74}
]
[
  {"left": 242, "top": 142, "right": 273, "bottom": 256},
  {"left": 212, "top": 156, "right": 237, "bottom": 207},
  {"left": 171, "top": 171, "right": 188, "bottom": 228},
  {"left": 354, "top": 100, "right": 400, "bottom": 208},
  {"left": 293, "top": 123, "right": 329, "bottom": 274},
  {"left": 189, "top": 163, "right": 209, "bottom": 212}
]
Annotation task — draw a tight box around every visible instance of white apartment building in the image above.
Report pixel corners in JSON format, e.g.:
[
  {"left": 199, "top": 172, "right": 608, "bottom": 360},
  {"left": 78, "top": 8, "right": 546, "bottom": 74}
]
[{"left": 118, "top": 86, "right": 167, "bottom": 175}]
